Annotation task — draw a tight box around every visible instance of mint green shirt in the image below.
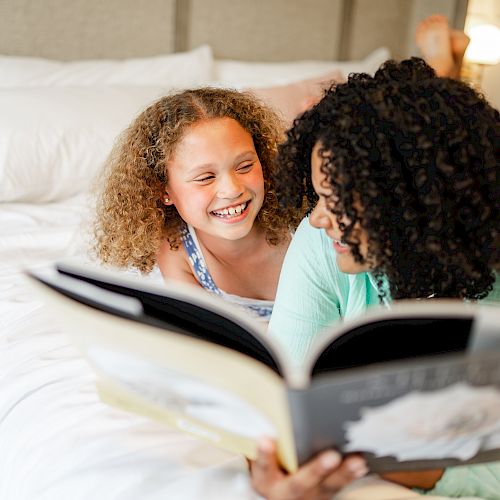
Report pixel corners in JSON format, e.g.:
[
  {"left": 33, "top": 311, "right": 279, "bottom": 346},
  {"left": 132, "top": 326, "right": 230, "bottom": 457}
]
[
  {"left": 269, "top": 217, "right": 500, "bottom": 499},
  {"left": 269, "top": 217, "right": 383, "bottom": 365}
]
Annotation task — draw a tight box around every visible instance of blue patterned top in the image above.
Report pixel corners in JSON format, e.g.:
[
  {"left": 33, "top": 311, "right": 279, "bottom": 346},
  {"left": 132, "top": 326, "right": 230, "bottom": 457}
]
[{"left": 180, "top": 224, "right": 274, "bottom": 321}]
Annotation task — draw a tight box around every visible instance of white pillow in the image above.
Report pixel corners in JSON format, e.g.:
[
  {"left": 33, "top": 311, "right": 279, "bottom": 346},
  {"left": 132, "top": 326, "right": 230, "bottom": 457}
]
[
  {"left": 0, "top": 45, "right": 213, "bottom": 87},
  {"left": 0, "top": 86, "right": 168, "bottom": 202},
  {"left": 213, "top": 47, "right": 391, "bottom": 88}
]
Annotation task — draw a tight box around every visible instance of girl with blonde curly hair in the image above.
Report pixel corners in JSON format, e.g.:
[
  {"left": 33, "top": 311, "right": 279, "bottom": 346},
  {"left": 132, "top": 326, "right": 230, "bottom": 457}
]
[{"left": 93, "top": 87, "right": 303, "bottom": 320}]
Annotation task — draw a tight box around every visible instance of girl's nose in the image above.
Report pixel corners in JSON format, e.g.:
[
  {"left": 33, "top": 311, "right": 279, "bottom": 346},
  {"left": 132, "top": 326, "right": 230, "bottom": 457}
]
[{"left": 217, "top": 173, "right": 243, "bottom": 199}]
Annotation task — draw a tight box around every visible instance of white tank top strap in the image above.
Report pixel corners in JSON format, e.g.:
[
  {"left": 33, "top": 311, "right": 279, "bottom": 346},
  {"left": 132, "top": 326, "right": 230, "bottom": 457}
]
[{"left": 180, "top": 224, "right": 274, "bottom": 321}]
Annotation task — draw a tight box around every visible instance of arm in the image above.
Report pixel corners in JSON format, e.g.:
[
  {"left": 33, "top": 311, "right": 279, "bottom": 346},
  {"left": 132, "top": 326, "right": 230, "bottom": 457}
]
[
  {"left": 156, "top": 239, "right": 200, "bottom": 287},
  {"left": 381, "top": 470, "right": 444, "bottom": 490}
]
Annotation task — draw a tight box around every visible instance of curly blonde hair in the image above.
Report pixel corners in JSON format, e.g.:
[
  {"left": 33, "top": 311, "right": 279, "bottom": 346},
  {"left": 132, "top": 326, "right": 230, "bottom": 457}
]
[{"left": 93, "top": 87, "right": 303, "bottom": 273}]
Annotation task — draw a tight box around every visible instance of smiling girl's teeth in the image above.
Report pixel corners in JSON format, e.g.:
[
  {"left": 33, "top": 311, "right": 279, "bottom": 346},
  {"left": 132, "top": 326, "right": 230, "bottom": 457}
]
[
  {"left": 212, "top": 202, "right": 247, "bottom": 218},
  {"left": 334, "top": 238, "right": 349, "bottom": 247}
]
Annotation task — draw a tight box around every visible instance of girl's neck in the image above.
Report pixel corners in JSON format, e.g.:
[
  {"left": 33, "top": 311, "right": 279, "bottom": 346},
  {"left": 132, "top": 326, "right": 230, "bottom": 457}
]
[{"left": 194, "top": 224, "right": 269, "bottom": 264}]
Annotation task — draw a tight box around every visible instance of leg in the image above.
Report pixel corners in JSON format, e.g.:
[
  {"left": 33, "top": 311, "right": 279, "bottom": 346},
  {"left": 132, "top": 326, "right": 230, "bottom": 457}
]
[
  {"left": 415, "top": 14, "right": 460, "bottom": 78},
  {"left": 450, "top": 29, "right": 470, "bottom": 78}
]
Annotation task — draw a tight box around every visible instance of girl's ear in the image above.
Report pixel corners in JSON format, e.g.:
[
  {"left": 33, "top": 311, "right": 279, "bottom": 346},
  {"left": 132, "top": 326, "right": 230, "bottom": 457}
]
[{"left": 162, "top": 191, "right": 174, "bottom": 206}]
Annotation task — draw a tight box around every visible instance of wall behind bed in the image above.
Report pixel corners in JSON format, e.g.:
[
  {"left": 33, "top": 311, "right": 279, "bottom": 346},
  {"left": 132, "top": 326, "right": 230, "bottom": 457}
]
[{"left": 0, "top": 0, "right": 468, "bottom": 62}]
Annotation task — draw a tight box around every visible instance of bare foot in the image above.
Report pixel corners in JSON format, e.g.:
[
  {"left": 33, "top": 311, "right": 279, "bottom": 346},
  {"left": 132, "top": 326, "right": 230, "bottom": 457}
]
[
  {"left": 415, "top": 14, "right": 454, "bottom": 77},
  {"left": 450, "top": 29, "right": 470, "bottom": 78}
]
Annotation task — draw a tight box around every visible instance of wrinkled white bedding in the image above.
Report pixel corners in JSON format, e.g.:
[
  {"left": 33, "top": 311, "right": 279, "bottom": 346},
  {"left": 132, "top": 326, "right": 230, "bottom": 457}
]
[
  {"left": 0, "top": 199, "right": 471, "bottom": 500},
  {"left": 0, "top": 197, "right": 256, "bottom": 500}
]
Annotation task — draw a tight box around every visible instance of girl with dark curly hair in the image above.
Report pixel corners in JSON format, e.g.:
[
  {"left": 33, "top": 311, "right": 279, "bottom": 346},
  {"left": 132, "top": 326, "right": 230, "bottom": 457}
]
[
  {"left": 253, "top": 58, "right": 500, "bottom": 499},
  {"left": 93, "top": 87, "right": 304, "bottom": 321}
]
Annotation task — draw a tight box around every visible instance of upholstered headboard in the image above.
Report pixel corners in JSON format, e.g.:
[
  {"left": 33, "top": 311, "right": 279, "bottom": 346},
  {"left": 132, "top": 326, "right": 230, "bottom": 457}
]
[{"left": 0, "top": 0, "right": 468, "bottom": 62}]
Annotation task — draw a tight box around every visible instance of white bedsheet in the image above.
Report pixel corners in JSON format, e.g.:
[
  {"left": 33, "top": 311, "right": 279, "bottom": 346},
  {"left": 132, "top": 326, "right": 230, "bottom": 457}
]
[{"left": 0, "top": 197, "right": 468, "bottom": 500}]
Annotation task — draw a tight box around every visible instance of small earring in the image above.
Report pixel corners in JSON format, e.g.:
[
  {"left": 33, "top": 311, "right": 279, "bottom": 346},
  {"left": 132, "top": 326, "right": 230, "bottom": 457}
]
[{"left": 163, "top": 195, "right": 170, "bottom": 204}]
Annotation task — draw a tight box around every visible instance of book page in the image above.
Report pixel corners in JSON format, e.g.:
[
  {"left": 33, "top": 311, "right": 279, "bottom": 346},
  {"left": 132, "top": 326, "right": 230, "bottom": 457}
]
[
  {"left": 30, "top": 276, "right": 300, "bottom": 472},
  {"left": 55, "top": 260, "right": 289, "bottom": 374},
  {"left": 306, "top": 300, "right": 485, "bottom": 379}
]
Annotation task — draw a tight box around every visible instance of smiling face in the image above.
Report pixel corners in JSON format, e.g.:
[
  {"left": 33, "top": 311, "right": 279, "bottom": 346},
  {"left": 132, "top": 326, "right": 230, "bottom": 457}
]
[
  {"left": 309, "top": 142, "right": 371, "bottom": 274},
  {"left": 165, "top": 117, "right": 265, "bottom": 242}
]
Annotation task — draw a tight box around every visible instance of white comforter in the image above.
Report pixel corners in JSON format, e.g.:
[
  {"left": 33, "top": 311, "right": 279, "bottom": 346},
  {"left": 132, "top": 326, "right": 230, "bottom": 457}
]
[{"left": 0, "top": 197, "right": 471, "bottom": 500}]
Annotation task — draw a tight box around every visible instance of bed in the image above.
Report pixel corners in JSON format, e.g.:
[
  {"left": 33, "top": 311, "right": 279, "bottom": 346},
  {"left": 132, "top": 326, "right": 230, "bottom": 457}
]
[{"left": 0, "top": 1, "right": 475, "bottom": 499}]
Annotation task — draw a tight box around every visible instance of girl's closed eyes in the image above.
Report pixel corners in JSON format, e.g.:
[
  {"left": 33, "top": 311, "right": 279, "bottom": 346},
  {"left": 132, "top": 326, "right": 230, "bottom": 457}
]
[{"left": 93, "top": 87, "right": 303, "bottom": 317}]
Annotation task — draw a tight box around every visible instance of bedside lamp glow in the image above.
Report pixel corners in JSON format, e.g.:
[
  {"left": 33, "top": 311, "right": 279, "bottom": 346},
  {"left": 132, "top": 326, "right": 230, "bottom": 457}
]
[
  {"left": 461, "top": 24, "right": 500, "bottom": 88},
  {"left": 465, "top": 24, "right": 500, "bottom": 65}
]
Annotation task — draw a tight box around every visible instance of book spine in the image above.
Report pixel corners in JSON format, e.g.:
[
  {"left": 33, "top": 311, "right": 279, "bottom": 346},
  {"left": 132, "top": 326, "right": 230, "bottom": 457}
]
[{"left": 287, "top": 389, "right": 315, "bottom": 465}]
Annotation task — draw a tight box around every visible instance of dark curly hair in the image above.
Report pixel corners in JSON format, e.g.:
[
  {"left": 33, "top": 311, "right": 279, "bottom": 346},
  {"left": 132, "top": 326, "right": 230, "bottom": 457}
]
[
  {"left": 275, "top": 57, "right": 500, "bottom": 301},
  {"left": 93, "top": 87, "right": 303, "bottom": 273}
]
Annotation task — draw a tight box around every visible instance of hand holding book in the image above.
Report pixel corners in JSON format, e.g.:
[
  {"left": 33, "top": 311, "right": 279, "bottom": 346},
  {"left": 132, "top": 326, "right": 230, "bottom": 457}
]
[{"left": 249, "top": 439, "right": 368, "bottom": 499}]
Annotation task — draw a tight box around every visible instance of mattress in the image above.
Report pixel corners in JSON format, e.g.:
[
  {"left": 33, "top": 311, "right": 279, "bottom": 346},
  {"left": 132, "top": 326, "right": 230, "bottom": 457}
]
[{"left": 0, "top": 196, "right": 262, "bottom": 500}]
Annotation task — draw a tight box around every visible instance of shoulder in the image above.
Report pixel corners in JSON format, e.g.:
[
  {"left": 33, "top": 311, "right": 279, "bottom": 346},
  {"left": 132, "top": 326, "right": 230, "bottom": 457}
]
[
  {"left": 287, "top": 217, "right": 345, "bottom": 280},
  {"left": 480, "top": 272, "right": 500, "bottom": 306},
  {"left": 157, "top": 238, "right": 198, "bottom": 286},
  {"left": 280, "top": 216, "right": 375, "bottom": 315},
  {"left": 292, "top": 216, "right": 324, "bottom": 243},
  {"left": 288, "top": 217, "right": 327, "bottom": 256},
  {"left": 275, "top": 217, "right": 350, "bottom": 307}
]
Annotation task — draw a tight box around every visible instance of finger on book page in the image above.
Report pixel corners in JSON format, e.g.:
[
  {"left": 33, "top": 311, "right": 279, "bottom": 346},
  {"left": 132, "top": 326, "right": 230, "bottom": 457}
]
[{"left": 320, "top": 454, "right": 369, "bottom": 491}]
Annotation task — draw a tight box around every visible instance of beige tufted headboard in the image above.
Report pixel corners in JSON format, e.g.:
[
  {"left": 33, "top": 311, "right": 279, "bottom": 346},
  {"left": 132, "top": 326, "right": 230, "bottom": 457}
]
[{"left": 0, "top": 0, "right": 468, "bottom": 62}]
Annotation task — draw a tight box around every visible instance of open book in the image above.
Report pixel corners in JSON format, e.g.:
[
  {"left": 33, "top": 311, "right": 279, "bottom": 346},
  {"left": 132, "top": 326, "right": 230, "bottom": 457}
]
[{"left": 27, "top": 261, "right": 500, "bottom": 473}]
